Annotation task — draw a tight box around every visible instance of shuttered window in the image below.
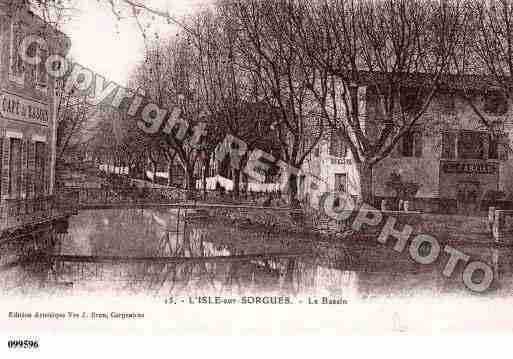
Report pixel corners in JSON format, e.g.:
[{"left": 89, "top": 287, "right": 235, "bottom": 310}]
[
  {"left": 9, "top": 21, "right": 47, "bottom": 90},
  {"left": 9, "top": 138, "right": 22, "bottom": 199},
  {"left": 25, "top": 140, "right": 34, "bottom": 199},
  {"left": 442, "top": 132, "right": 456, "bottom": 159},
  {"left": 0, "top": 139, "right": 3, "bottom": 196},
  {"left": 458, "top": 131, "right": 485, "bottom": 159},
  {"left": 1, "top": 139, "right": 8, "bottom": 199},
  {"left": 414, "top": 132, "right": 423, "bottom": 157},
  {"left": 401, "top": 130, "right": 422, "bottom": 157},
  {"left": 484, "top": 91, "right": 508, "bottom": 115},
  {"left": 34, "top": 142, "right": 47, "bottom": 197},
  {"left": 10, "top": 22, "right": 26, "bottom": 82},
  {"left": 334, "top": 173, "right": 347, "bottom": 192},
  {"left": 37, "top": 47, "right": 48, "bottom": 89},
  {"left": 329, "top": 132, "right": 347, "bottom": 158}
]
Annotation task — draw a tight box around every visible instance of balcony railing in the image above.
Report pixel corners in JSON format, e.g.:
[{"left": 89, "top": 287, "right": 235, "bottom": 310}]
[
  {"left": 62, "top": 187, "right": 188, "bottom": 205},
  {"left": 57, "top": 186, "right": 282, "bottom": 207}
]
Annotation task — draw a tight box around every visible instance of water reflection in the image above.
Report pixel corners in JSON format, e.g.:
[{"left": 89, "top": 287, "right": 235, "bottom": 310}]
[{"left": 3, "top": 208, "right": 513, "bottom": 300}]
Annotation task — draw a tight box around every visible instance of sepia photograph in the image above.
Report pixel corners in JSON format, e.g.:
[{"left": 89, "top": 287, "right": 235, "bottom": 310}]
[{"left": 1, "top": 0, "right": 513, "bottom": 347}]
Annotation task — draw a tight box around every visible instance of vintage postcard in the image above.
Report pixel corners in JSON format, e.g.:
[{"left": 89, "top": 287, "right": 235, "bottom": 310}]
[{"left": 1, "top": 0, "right": 513, "bottom": 348}]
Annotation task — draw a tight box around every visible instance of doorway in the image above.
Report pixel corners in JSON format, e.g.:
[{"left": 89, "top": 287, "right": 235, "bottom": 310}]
[{"left": 456, "top": 181, "right": 481, "bottom": 215}]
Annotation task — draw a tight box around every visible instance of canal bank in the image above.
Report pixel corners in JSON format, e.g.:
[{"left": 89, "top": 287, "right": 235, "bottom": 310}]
[
  {"left": 199, "top": 205, "right": 495, "bottom": 246},
  {"left": 1, "top": 208, "right": 510, "bottom": 299}
]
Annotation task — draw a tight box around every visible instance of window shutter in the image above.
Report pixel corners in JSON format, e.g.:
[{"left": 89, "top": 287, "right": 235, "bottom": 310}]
[
  {"left": 9, "top": 138, "right": 22, "bottom": 199},
  {"left": 44, "top": 143, "right": 49, "bottom": 195},
  {"left": 342, "top": 143, "right": 348, "bottom": 158},
  {"left": 27, "top": 140, "right": 35, "bottom": 199},
  {"left": 414, "top": 132, "right": 423, "bottom": 157},
  {"left": 1, "top": 139, "right": 9, "bottom": 199},
  {"left": 27, "top": 42, "right": 37, "bottom": 84},
  {"left": 11, "top": 23, "right": 19, "bottom": 76},
  {"left": 0, "top": 139, "right": 3, "bottom": 199},
  {"left": 329, "top": 132, "right": 339, "bottom": 157},
  {"left": 38, "top": 48, "right": 48, "bottom": 88},
  {"left": 20, "top": 139, "right": 27, "bottom": 199},
  {"left": 35, "top": 142, "right": 43, "bottom": 198},
  {"left": 499, "top": 139, "right": 509, "bottom": 161},
  {"left": 442, "top": 132, "right": 456, "bottom": 159},
  {"left": 11, "top": 22, "right": 25, "bottom": 78}
]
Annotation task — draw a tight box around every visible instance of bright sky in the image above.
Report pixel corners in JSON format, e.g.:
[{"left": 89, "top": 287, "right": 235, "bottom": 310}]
[{"left": 62, "top": 0, "right": 208, "bottom": 86}]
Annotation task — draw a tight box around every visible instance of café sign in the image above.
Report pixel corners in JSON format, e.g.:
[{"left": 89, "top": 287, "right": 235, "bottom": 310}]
[
  {"left": 441, "top": 161, "right": 498, "bottom": 174},
  {"left": 0, "top": 92, "right": 49, "bottom": 126},
  {"left": 330, "top": 158, "right": 352, "bottom": 165}
]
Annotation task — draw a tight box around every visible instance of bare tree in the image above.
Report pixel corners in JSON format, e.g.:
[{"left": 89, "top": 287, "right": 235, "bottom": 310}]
[
  {"left": 222, "top": 0, "right": 325, "bottom": 203},
  {"left": 290, "top": 0, "right": 464, "bottom": 203},
  {"left": 130, "top": 37, "right": 205, "bottom": 192},
  {"left": 191, "top": 9, "right": 281, "bottom": 196},
  {"left": 449, "top": 0, "right": 513, "bottom": 157},
  {"left": 55, "top": 77, "right": 101, "bottom": 165},
  {"left": 25, "top": 0, "right": 191, "bottom": 33}
]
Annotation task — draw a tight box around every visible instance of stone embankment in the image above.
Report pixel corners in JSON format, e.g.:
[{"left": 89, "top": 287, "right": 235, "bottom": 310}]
[{"left": 201, "top": 205, "right": 498, "bottom": 245}]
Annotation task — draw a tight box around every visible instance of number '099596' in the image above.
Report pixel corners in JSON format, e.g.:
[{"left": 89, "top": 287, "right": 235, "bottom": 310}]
[{"left": 8, "top": 339, "right": 39, "bottom": 349}]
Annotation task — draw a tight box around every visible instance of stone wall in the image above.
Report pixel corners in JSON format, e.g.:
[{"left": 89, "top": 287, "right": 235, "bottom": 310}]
[
  {"left": 204, "top": 205, "right": 423, "bottom": 239},
  {"left": 206, "top": 206, "right": 307, "bottom": 234}
]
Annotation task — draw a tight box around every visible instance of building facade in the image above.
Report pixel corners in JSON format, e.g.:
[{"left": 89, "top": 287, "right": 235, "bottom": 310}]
[
  {"left": 301, "top": 75, "right": 513, "bottom": 215},
  {"left": 0, "top": 0, "right": 71, "bottom": 231}
]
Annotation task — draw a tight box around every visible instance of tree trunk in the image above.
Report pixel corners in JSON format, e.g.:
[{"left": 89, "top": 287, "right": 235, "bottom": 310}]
[
  {"left": 151, "top": 160, "right": 157, "bottom": 183},
  {"left": 355, "top": 162, "right": 374, "bottom": 205},
  {"left": 167, "top": 162, "right": 173, "bottom": 187},
  {"left": 233, "top": 168, "right": 241, "bottom": 198},
  {"left": 242, "top": 172, "right": 248, "bottom": 199},
  {"left": 143, "top": 158, "right": 152, "bottom": 182},
  {"left": 183, "top": 163, "right": 195, "bottom": 199},
  {"left": 202, "top": 159, "right": 210, "bottom": 195},
  {"left": 288, "top": 172, "right": 298, "bottom": 206}
]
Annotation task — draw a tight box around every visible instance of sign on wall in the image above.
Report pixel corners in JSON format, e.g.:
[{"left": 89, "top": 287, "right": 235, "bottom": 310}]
[
  {"left": 0, "top": 92, "right": 49, "bottom": 126},
  {"left": 441, "top": 161, "right": 498, "bottom": 174},
  {"left": 330, "top": 158, "right": 352, "bottom": 165}
]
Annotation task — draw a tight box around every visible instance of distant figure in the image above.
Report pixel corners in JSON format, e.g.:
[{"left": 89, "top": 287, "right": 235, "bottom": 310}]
[
  {"left": 262, "top": 194, "right": 272, "bottom": 207},
  {"left": 216, "top": 181, "right": 226, "bottom": 197}
]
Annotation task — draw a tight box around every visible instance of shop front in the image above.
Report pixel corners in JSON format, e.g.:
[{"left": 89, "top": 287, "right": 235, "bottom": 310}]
[
  {"left": 439, "top": 160, "right": 499, "bottom": 215},
  {"left": 0, "top": 1, "right": 72, "bottom": 233}
]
